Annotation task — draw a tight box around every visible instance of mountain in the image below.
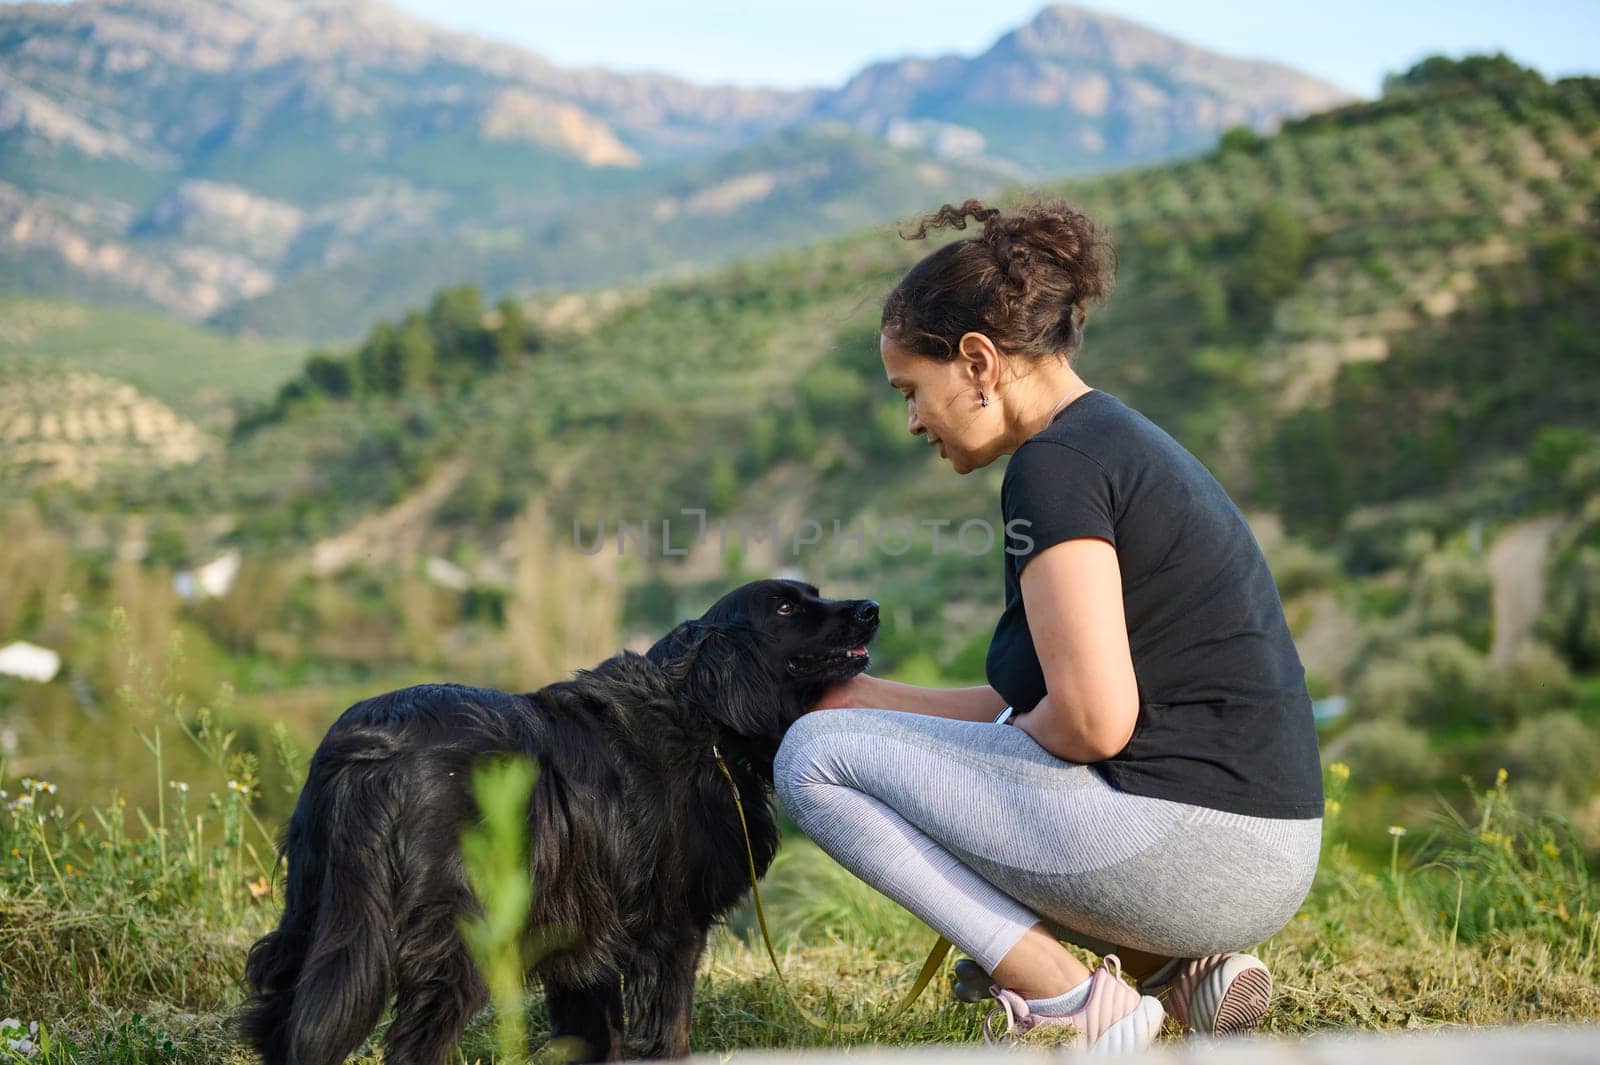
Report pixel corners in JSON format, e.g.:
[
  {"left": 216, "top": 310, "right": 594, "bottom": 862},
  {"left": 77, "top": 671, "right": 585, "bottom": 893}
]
[
  {"left": 813, "top": 5, "right": 1352, "bottom": 174},
  {"left": 0, "top": 0, "right": 1352, "bottom": 339}
]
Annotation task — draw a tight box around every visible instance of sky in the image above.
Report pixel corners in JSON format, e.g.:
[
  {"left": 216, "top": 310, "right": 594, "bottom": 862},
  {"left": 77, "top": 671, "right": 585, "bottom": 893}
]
[{"left": 390, "top": 0, "right": 1597, "bottom": 97}]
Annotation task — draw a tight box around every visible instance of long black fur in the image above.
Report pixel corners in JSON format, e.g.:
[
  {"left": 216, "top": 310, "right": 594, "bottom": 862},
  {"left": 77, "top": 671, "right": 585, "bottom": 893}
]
[{"left": 238, "top": 579, "right": 878, "bottom": 1065}]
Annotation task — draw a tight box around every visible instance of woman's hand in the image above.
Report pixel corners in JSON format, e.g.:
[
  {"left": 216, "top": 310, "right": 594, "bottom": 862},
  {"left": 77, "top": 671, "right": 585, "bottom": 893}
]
[{"left": 809, "top": 672, "right": 873, "bottom": 712}]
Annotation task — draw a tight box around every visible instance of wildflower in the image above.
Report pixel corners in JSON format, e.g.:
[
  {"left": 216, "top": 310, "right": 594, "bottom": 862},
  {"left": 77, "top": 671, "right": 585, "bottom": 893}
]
[
  {"left": 1, "top": 1017, "right": 40, "bottom": 1056},
  {"left": 1543, "top": 841, "right": 1561, "bottom": 859},
  {"left": 1388, "top": 825, "right": 1406, "bottom": 837},
  {"left": 1329, "top": 762, "right": 1350, "bottom": 781},
  {"left": 168, "top": 780, "right": 189, "bottom": 794},
  {"left": 1496, "top": 767, "right": 1508, "bottom": 786},
  {"left": 1326, "top": 799, "right": 1342, "bottom": 815}
]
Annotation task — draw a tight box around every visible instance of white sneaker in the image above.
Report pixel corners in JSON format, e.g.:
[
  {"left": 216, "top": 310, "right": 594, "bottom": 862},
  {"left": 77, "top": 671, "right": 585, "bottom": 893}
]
[{"left": 1140, "top": 953, "right": 1272, "bottom": 1036}]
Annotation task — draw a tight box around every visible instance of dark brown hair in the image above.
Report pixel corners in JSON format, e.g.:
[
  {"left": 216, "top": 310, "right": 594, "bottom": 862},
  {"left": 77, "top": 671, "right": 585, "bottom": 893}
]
[{"left": 881, "top": 196, "right": 1117, "bottom": 363}]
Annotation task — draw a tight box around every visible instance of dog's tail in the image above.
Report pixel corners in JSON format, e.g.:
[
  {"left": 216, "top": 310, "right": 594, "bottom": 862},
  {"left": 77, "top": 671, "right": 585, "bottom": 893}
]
[{"left": 239, "top": 725, "right": 407, "bottom": 1065}]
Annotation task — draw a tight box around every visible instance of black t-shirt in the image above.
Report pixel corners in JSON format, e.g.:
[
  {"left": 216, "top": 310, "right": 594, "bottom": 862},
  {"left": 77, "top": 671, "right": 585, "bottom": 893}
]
[{"left": 985, "top": 388, "right": 1324, "bottom": 819}]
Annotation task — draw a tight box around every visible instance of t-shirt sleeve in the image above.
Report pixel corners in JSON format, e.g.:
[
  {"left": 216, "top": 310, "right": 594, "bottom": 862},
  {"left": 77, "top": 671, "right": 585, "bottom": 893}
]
[{"left": 1002, "top": 440, "right": 1118, "bottom": 571}]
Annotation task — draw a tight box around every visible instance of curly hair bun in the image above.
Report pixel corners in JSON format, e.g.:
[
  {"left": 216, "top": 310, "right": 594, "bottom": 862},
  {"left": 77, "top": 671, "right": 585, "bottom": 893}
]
[{"left": 885, "top": 196, "right": 1117, "bottom": 361}]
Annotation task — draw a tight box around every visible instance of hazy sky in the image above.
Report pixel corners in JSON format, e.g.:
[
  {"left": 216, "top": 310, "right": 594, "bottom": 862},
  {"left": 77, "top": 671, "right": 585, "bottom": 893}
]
[{"left": 390, "top": 0, "right": 1596, "bottom": 97}]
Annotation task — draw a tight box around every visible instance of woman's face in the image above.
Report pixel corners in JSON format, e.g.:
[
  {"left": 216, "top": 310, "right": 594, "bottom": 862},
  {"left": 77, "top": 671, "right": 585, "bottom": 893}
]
[{"left": 880, "top": 332, "right": 991, "bottom": 474}]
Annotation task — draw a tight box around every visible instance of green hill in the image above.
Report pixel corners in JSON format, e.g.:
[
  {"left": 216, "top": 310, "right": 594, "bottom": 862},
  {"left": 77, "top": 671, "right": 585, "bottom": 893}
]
[{"left": 3, "top": 59, "right": 1598, "bottom": 825}]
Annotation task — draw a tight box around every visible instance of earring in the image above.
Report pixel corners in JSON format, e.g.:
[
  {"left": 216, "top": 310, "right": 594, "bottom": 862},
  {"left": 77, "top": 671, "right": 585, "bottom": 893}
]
[{"left": 979, "top": 391, "right": 988, "bottom": 408}]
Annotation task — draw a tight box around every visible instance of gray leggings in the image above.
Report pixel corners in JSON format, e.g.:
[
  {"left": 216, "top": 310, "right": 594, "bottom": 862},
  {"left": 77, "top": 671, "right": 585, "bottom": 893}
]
[{"left": 772, "top": 708, "right": 1322, "bottom": 973}]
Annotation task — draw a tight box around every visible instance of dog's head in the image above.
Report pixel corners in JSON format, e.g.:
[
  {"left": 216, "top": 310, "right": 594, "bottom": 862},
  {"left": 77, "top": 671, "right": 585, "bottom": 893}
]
[{"left": 646, "top": 578, "right": 879, "bottom": 740}]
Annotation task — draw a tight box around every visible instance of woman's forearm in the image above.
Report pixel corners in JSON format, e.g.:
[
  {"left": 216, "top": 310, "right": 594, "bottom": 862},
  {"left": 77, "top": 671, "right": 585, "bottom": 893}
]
[{"left": 846, "top": 674, "right": 1009, "bottom": 723}]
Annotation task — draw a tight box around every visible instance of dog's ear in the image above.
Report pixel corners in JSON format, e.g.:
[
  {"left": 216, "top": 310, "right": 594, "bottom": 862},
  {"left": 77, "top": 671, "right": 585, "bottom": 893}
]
[{"left": 650, "top": 622, "right": 784, "bottom": 737}]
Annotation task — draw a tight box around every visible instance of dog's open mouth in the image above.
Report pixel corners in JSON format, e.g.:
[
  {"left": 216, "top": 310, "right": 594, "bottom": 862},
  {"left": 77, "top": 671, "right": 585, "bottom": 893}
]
[{"left": 786, "top": 643, "right": 871, "bottom": 675}]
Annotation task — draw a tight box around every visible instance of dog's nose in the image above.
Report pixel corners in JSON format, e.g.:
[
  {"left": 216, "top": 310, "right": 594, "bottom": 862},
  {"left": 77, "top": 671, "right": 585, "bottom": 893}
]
[{"left": 855, "top": 600, "right": 879, "bottom": 623}]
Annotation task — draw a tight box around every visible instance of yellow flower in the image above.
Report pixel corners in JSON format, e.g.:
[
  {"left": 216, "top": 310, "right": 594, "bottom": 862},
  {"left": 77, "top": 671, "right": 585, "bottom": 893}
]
[
  {"left": 1496, "top": 767, "right": 1508, "bottom": 786},
  {"left": 1329, "top": 762, "right": 1350, "bottom": 781},
  {"left": 1543, "top": 841, "right": 1561, "bottom": 859},
  {"left": 1326, "top": 800, "right": 1342, "bottom": 815}
]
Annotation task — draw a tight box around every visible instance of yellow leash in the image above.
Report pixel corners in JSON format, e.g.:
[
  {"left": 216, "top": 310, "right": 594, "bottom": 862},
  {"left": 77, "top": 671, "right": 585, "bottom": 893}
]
[{"left": 714, "top": 747, "right": 952, "bottom": 1033}]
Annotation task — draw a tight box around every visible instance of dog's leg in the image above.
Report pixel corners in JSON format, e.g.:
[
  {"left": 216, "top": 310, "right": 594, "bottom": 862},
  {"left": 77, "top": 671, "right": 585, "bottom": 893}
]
[
  {"left": 382, "top": 899, "right": 489, "bottom": 1065},
  {"left": 546, "top": 972, "right": 625, "bottom": 1063},
  {"left": 623, "top": 929, "right": 707, "bottom": 1060}
]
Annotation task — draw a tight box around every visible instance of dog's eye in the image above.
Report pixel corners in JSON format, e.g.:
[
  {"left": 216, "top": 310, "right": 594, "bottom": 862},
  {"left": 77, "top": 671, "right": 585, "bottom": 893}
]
[{"left": 775, "top": 601, "right": 796, "bottom": 616}]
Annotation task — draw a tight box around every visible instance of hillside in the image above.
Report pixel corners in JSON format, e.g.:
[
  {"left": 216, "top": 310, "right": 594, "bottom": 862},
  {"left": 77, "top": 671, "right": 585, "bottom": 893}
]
[
  {"left": 0, "top": 0, "right": 1349, "bottom": 339},
  {"left": 3, "top": 59, "right": 1598, "bottom": 828},
  {"left": 194, "top": 65, "right": 1599, "bottom": 556}
]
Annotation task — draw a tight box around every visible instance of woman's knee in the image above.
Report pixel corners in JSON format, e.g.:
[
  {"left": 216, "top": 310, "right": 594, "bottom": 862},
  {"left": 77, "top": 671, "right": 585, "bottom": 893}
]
[{"left": 773, "top": 708, "right": 875, "bottom": 812}]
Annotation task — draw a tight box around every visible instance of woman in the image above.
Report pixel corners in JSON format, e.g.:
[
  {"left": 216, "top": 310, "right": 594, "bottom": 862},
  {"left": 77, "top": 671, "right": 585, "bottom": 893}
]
[{"left": 772, "top": 198, "right": 1324, "bottom": 1052}]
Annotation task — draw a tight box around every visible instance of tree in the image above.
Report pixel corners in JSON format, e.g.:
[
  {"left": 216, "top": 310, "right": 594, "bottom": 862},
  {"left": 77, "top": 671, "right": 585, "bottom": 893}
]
[
  {"left": 1381, "top": 53, "right": 1545, "bottom": 98},
  {"left": 357, "top": 320, "right": 398, "bottom": 395},
  {"left": 428, "top": 285, "right": 488, "bottom": 367},
  {"left": 1234, "top": 201, "right": 1309, "bottom": 314},
  {"left": 1217, "top": 124, "right": 1264, "bottom": 154},
  {"left": 395, "top": 311, "right": 436, "bottom": 393},
  {"left": 304, "top": 351, "right": 354, "bottom": 398},
  {"left": 494, "top": 296, "right": 530, "bottom": 363}
]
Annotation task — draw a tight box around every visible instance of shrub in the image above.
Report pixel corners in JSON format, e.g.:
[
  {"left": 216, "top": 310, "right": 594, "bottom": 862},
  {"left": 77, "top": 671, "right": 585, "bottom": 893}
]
[
  {"left": 1407, "top": 550, "right": 1493, "bottom": 651},
  {"left": 1349, "top": 633, "right": 1489, "bottom": 730},
  {"left": 1483, "top": 639, "right": 1578, "bottom": 725},
  {"left": 1265, "top": 538, "right": 1340, "bottom": 599},
  {"left": 1335, "top": 718, "right": 1437, "bottom": 785},
  {"left": 1538, "top": 517, "right": 1600, "bottom": 670},
  {"left": 1502, "top": 711, "right": 1600, "bottom": 803}
]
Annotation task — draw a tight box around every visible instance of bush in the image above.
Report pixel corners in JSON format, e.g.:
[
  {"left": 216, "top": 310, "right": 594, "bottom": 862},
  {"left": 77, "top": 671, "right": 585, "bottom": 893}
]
[
  {"left": 1502, "top": 711, "right": 1600, "bottom": 803},
  {"left": 1265, "top": 538, "right": 1340, "bottom": 599},
  {"left": 1407, "top": 550, "right": 1493, "bottom": 651},
  {"left": 1350, "top": 632, "right": 1489, "bottom": 730},
  {"left": 1538, "top": 514, "right": 1600, "bottom": 670},
  {"left": 1483, "top": 639, "right": 1578, "bottom": 725},
  {"left": 1335, "top": 718, "right": 1436, "bottom": 785}
]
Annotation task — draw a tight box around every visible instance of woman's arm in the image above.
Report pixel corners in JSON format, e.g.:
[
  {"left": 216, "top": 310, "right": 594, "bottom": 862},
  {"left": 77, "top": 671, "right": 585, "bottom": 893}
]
[
  {"left": 1008, "top": 536, "right": 1141, "bottom": 763},
  {"left": 810, "top": 672, "right": 1009, "bottom": 723}
]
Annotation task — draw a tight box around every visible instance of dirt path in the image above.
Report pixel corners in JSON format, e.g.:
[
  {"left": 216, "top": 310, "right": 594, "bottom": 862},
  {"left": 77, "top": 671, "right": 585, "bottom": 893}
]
[
  {"left": 308, "top": 456, "right": 469, "bottom": 576},
  {"left": 1486, "top": 514, "right": 1563, "bottom": 667}
]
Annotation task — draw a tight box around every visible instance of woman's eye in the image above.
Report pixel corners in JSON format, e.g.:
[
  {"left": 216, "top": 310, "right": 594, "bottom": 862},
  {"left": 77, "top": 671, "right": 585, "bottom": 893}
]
[{"left": 775, "top": 601, "right": 795, "bottom": 616}]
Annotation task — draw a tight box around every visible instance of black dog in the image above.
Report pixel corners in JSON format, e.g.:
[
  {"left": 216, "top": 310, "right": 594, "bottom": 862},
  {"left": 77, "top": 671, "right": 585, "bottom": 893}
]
[{"left": 239, "top": 578, "right": 878, "bottom": 1065}]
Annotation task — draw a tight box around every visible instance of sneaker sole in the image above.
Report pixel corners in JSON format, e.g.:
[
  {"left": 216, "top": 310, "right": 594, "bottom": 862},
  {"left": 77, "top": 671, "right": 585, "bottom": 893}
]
[{"left": 1210, "top": 966, "right": 1272, "bottom": 1035}]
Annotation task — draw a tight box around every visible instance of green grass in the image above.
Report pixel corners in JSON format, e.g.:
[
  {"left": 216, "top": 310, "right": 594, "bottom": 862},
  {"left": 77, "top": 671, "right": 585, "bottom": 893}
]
[
  {"left": 0, "top": 296, "right": 306, "bottom": 424},
  {"left": 1, "top": 682, "right": 1596, "bottom": 1063}
]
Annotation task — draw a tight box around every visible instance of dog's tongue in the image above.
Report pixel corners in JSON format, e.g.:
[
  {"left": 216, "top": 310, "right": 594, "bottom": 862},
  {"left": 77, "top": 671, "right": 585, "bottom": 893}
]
[{"left": 846, "top": 646, "right": 868, "bottom": 657}]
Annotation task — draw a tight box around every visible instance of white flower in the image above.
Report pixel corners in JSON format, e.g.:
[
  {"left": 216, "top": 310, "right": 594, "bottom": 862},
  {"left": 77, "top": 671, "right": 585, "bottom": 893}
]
[{"left": 1, "top": 1017, "right": 40, "bottom": 1056}]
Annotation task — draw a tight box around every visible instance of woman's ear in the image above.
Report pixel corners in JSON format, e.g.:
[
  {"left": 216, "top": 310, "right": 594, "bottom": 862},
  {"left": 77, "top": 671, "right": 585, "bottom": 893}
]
[{"left": 957, "top": 331, "right": 1002, "bottom": 392}]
